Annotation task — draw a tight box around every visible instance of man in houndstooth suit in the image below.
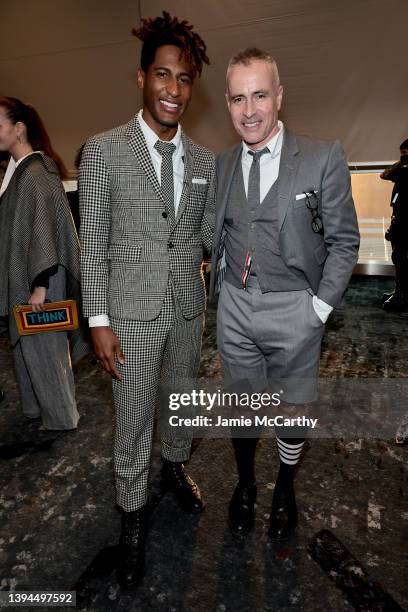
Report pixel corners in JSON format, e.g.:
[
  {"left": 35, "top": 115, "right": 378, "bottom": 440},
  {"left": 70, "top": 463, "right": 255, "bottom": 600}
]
[{"left": 79, "top": 13, "right": 215, "bottom": 588}]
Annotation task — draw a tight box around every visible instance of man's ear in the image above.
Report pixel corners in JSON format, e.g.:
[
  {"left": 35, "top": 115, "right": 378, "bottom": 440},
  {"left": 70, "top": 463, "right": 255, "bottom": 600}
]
[
  {"left": 225, "top": 92, "right": 231, "bottom": 112},
  {"left": 137, "top": 67, "right": 145, "bottom": 90}
]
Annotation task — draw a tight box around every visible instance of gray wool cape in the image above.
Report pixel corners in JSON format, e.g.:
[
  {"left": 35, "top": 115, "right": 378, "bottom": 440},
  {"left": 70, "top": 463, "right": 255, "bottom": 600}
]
[{"left": 0, "top": 152, "right": 89, "bottom": 362}]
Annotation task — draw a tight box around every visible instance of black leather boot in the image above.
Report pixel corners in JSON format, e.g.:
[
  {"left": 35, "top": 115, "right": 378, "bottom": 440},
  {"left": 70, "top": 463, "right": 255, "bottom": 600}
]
[
  {"left": 116, "top": 506, "right": 147, "bottom": 589},
  {"left": 161, "top": 458, "right": 204, "bottom": 514},
  {"left": 268, "top": 478, "right": 298, "bottom": 541},
  {"left": 228, "top": 481, "right": 257, "bottom": 537}
]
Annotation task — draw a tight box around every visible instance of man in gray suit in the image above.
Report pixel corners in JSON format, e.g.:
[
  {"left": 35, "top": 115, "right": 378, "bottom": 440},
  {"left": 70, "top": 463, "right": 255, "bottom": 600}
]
[
  {"left": 79, "top": 13, "right": 215, "bottom": 587},
  {"left": 209, "top": 48, "right": 359, "bottom": 541}
]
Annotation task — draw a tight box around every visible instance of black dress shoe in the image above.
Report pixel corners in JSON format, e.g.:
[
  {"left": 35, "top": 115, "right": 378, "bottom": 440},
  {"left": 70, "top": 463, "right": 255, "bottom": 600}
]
[
  {"left": 268, "top": 481, "right": 298, "bottom": 542},
  {"left": 161, "top": 459, "right": 204, "bottom": 514},
  {"left": 116, "top": 507, "right": 147, "bottom": 589},
  {"left": 228, "top": 481, "right": 257, "bottom": 537},
  {"left": 381, "top": 291, "right": 393, "bottom": 304},
  {"left": 382, "top": 290, "right": 408, "bottom": 312}
]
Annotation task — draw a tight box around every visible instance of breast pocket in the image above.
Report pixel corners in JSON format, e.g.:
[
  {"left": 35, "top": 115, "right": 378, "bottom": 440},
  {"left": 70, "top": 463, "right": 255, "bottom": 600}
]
[
  {"left": 293, "top": 190, "right": 320, "bottom": 210},
  {"left": 189, "top": 183, "right": 208, "bottom": 204}
]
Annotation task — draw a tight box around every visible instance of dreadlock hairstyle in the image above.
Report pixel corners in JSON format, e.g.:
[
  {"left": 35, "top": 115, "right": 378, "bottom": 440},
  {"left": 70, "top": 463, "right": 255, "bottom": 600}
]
[
  {"left": 132, "top": 11, "right": 210, "bottom": 79},
  {"left": 0, "top": 96, "right": 68, "bottom": 179}
]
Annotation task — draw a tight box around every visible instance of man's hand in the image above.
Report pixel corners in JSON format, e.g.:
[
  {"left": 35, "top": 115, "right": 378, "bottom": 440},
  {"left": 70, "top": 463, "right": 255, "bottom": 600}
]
[
  {"left": 90, "top": 326, "right": 125, "bottom": 380},
  {"left": 28, "top": 287, "right": 46, "bottom": 312}
]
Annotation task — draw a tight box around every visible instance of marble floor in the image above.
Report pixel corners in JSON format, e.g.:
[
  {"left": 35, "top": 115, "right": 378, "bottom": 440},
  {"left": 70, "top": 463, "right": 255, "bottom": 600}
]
[{"left": 0, "top": 276, "right": 407, "bottom": 611}]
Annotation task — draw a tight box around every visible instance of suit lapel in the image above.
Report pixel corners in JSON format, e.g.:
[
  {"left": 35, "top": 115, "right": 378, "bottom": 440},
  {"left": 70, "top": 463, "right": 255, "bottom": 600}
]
[
  {"left": 126, "top": 115, "right": 165, "bottom": 206},
  {"left": 217, "top": 144, "right": 242, "bottom": 236},
  {"left": 175, "top": 131, "right": 193, "bottom": 225},
  {"left": 277, "top": 129, "right": 300, "bottom": 231}
]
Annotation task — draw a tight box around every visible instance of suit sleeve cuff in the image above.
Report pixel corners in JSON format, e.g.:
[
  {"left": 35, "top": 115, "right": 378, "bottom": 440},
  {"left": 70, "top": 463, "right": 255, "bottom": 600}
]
[
  {"left": 88, "top": 314, "right": 110, "bottom": 327},
  {"left": 312, "top": 296, "right": 333, "bottom": 323}
]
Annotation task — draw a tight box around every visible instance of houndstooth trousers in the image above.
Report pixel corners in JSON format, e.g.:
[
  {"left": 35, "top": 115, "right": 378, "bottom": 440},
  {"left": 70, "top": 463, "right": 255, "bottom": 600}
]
[{"left": 110, "top": 277, "right": 203, "bottom": 511}]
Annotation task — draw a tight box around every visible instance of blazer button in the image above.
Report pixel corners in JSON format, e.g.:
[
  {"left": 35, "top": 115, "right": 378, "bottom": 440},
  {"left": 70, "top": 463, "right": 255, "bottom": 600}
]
[
  {"left": 168, "top": 241, "right": 174, "bottom": 249},
  {"left": 162, "top": 212, "right": 168, "bottom": 218}
]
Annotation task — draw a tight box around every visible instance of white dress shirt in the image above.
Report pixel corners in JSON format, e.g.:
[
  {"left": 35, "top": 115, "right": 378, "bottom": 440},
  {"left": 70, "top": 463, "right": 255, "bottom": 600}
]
[
  {"left": 137, "top": 109, "right": 185, "bottom": 215},
  {"left": 241, "top": 120, "right": 284, "bottom": 203},
  {"left": 241, "top": 121, "right": 333, "bottom": 323},
  {"left": 89, "top": 110, "right": 185, "bottom": 328}
]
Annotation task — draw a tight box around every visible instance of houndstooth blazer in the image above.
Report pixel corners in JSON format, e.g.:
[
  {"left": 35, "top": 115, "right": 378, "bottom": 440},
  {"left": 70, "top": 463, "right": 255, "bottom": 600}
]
[{"left": 79, "top": 114, "right": 216, "bottom": 321}]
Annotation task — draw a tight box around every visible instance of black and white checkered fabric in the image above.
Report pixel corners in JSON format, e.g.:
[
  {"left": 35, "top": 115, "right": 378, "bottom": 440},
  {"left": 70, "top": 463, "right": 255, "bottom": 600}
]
[
  {"left": 78, "top": 114, "right": 216, "bottom": 511},
  {"left": 154, "top": 140, "right": 176, "bottom": 226},
  {"left": 112, "top": 280, "right": 203, "bottom": 511},
  {"left": 79, "top": 114, "right": 216, "bottom": 322}
]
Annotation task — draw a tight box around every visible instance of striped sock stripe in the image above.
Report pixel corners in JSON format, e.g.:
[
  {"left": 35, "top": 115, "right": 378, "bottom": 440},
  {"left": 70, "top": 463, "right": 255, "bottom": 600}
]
[
  {"left": 277, "top": 447, "right": 303, "bottom": 458},
  {"left": 277, "top": 443, "right": 303, "bottom": 455},
  {"left": 277, "top": 439, "right": 304, "bottom": 465},
  {"left": 277, "top": 439, "right": 304, "bottom": 451},
  {"left": 278, "top": 452, "right": 302, "bottom": 465}
]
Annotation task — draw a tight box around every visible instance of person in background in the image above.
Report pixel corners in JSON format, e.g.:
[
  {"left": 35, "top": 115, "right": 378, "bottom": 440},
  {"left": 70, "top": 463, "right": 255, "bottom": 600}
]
[
  {"left": 79, "top": 13, "right": 215, "bottom": 588},
  {"left": 382, "top": 139, "right": 408, "bottom": 313},
  {"left": 0, "top": 96, "right": 84, "bottom": 431}
]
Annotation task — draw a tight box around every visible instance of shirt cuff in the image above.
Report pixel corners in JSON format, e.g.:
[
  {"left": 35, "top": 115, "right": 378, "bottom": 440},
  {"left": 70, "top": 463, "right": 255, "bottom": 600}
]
[
  {"left": 313, "top": 296, "right": 333, "bottom": 323},
  {"left": 88, "top": 314, "right": 110, "bottom": 327}
]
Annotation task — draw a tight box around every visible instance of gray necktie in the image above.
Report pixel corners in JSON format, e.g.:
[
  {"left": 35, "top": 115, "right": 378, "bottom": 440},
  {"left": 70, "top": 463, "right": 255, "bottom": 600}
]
[
  {"left": 247, "top": 147, "right": 269, "bottom": 210},
  {"left": 154, "top": 140, "right": 176, "bottom": 224},
  {"left": 242, "top": 146, "right": 269, "bottom": 287}
]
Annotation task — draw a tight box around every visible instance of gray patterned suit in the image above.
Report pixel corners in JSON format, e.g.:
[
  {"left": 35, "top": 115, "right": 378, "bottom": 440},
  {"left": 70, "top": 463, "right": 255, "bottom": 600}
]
[{"left": 79, "top": 114, "right": 215, "bottom": 510}]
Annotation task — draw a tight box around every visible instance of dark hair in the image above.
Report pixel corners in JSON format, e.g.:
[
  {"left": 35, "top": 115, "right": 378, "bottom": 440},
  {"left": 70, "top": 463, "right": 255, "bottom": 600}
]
[
  {"left": 0, "top": 96, "right": 68, "bottom": 179},
  {"left": 400, "top": 139, "right": 408, "bottom": 150},
  {"left": 132, "top": 11, "right": 210, "bottom": 79}
]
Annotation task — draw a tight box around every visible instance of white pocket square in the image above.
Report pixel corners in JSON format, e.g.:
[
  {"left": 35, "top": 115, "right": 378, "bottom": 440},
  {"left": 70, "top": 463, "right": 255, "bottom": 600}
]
[
  {"left": 192, "top": 178, "right": 207, "bottom": 185},
  {"left": 295, "top": 190, "right": 319, "bottom": 200}
]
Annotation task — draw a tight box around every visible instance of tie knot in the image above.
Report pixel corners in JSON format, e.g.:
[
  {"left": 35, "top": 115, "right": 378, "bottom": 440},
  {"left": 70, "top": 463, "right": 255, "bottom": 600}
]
[
  {"left": 248, "top": 147, "right": 269, "bottom": 162},
  {"left": 154, "top": 140, "right": 176, "bottom": 157}
]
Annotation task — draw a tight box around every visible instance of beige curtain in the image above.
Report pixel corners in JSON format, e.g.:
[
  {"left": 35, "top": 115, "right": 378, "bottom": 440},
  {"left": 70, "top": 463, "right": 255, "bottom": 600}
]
[{"left": 1, "top": 0, "right": 406, "bottom": 168}]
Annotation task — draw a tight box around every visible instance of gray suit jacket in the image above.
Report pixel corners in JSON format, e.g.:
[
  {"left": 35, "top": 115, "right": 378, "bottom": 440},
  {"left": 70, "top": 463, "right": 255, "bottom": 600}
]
[
  {"left": 79, "top": 115, "right": 216, "bottom": 321},
  {"left": 209, "top": 129, "right": 360, "bottom": 308}
]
